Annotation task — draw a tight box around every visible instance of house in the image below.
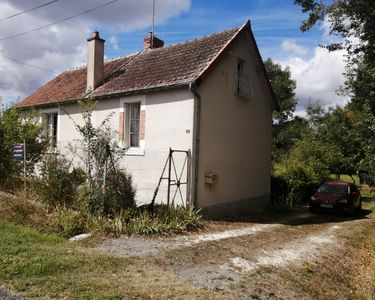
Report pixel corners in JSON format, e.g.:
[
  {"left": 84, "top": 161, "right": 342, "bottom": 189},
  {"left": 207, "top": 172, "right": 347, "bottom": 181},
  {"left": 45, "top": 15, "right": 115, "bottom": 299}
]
[{"left": 17, "top": 20, "right": 277, "bottom": 217}]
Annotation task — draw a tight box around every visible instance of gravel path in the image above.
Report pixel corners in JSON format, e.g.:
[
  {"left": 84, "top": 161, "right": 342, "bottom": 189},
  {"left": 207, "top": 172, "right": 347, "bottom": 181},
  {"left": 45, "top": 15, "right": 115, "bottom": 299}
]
[
  {"left": 0, "top": 287, "right": 23, "bottom": 300},
  {"left": 93, "top": 209, "right": 374, "bottom": 298}
]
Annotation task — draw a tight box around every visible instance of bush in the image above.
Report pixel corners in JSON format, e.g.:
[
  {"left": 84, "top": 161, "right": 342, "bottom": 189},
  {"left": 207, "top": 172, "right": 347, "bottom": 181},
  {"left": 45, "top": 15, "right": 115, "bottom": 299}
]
[
  {"left": 36, "top": 155, "right": 85, "bottom": 208},
  {"left": 78, "top": 169, "right": 135, "bottom": 216},
  {"left": 52, "top": 207, "right": 86, "bottom": 237},
  {"left": 271, "top": 174, "right": 321, "bottom": 208},
  {"left": 103, "top": 170, "right": 136, "bottom": 213}
]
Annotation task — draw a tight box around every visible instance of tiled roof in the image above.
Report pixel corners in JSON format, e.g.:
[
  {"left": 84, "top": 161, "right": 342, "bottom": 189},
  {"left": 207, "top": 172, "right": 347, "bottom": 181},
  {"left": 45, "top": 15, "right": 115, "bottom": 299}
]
[{"left": 18, "top": 23, "right": 247, "bottom": 108}]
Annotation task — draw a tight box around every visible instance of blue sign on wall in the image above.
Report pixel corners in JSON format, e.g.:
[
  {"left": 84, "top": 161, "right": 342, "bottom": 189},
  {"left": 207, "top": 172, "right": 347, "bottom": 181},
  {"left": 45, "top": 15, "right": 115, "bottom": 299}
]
[{"left": 13, "top": 144, "right": 24, "bottom": 160}]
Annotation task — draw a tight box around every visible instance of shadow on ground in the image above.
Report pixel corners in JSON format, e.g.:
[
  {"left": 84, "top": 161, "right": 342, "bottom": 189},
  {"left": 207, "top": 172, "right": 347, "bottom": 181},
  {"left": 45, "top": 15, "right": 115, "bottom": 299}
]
[{"left": 207, "top": 205, "right": 372, "bottom": 227}]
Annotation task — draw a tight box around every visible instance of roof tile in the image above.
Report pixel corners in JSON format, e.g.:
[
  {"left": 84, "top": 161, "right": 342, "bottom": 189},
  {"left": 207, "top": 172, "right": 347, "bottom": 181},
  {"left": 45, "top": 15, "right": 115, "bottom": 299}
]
[{"left": 18, "top": 25, "right": 243, "bottom": 107}]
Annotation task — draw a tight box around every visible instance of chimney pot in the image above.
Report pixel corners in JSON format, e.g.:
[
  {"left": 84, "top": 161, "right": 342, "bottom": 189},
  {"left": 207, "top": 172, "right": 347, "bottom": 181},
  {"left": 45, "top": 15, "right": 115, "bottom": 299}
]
[{"left": 144, "top": 33, "right": 164, "bottom": 49}]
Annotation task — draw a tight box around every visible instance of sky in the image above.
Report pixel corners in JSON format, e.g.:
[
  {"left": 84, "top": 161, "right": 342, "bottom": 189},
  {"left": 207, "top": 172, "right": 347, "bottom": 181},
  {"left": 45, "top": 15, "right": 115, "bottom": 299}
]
[{"left": 0, "top": 0, "right": 348, "bottom": 114}]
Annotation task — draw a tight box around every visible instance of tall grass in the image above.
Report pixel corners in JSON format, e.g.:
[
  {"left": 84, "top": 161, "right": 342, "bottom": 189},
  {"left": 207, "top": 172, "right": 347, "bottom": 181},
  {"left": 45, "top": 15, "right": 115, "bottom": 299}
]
[{"left": 52, "top": 205, "right": 203, "bottom": 237}]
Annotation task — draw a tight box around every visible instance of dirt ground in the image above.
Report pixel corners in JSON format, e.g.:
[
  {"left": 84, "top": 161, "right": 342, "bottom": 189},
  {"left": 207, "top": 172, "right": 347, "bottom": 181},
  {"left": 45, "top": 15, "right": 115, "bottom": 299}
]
[{"left": 94, "top": 207, "right": 375, "bottom": 299}]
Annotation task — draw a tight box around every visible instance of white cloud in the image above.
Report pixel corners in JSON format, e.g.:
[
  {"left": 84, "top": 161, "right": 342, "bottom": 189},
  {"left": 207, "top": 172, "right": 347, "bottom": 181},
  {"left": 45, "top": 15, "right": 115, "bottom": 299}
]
[
  {"left": 0, "top": 0, "right": 191, "bottom": 103},
  {"left": 281, "top": 39, "right": 308, "bottom": 56},
  {"left": 109, "top": 36, "right": 119, "bottom": 51},
  {"left": 278, "top": 46, "right": 348, "bottom": 114}
]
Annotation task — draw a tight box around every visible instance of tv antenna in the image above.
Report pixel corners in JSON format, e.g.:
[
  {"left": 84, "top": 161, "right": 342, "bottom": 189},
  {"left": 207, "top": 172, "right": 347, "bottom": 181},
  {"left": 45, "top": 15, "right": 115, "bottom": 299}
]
[{"left": 151, "top": 0, "right": 155, "bottom": 48}]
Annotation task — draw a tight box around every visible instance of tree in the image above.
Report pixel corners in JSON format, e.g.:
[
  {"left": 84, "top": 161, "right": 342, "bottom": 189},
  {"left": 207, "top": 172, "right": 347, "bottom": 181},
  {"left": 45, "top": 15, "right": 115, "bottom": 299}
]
[
  {"left": 272, "top": 116, "right": 309, "bottom": 162},
  {"left": 295, "top": 0, "right": 375, "bottom": 184},
  {"left": 65, "top": 97, "right": 135, "bottom": 215},
  {"left": 264, "top": 59, "right": 297, "bottom": 123},
  {"left": 294, "top": 0, "right": 375, "bottom": 117},
  {"left": 0, "top": 106, "right": 46, "bottom": 189}
]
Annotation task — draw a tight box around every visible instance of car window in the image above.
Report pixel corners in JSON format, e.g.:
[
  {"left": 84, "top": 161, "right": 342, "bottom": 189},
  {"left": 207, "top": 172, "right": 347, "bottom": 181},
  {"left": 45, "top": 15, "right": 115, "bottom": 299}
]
[{"left": 318, "top": 184, "right": 348, "bottom": 194}]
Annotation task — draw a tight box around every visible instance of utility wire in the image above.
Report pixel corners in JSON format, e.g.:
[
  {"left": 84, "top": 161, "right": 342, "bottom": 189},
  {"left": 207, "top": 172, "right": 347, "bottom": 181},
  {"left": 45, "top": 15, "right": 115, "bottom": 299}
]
[
  {"left": 0, "top": 0, "right": 59, "bottom": 22},
  {"left": 0, "top": 53, "right": 58, "bottom": 73},
  {"left": 0, "top": 0, "right": 121, "bottom": 42}
]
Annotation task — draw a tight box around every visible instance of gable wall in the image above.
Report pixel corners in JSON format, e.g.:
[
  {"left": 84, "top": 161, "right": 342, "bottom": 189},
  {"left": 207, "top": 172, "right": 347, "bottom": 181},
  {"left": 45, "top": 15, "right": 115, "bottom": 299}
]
[{"left": 196, "top": 31, "right": 273, "bottom": 216}]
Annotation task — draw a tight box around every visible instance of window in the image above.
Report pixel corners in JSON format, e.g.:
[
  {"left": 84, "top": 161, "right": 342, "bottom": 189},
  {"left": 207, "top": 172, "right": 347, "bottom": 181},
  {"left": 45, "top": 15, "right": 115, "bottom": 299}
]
[
  {"left": 129, "top": 103, "right": 140, "bottom": 148},
  {"left": 235, "top": 58, "right": 252, "bottom": 99},
  {"left": 42, "top": 112, "right": 58, "bottom": 147}
]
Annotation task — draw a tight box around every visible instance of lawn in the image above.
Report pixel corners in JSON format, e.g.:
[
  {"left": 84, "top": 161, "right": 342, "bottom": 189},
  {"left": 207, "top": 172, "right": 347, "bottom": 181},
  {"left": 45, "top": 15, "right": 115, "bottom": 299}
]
[{"left": 0, "top": 219, "right": 220, "bottom": 299}]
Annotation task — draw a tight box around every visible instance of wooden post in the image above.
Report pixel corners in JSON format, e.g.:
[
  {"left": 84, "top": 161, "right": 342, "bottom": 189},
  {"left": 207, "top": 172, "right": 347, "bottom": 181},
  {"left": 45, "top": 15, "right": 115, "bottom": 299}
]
[{"left": 23, "top": 139, "right": 26, "bottom": 194}]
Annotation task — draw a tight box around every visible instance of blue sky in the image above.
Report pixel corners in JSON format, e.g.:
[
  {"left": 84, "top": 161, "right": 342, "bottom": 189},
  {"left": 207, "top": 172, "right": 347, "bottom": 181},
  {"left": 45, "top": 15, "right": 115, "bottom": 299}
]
[
  {"left": 0, "top": 0, "right": 347, "bottom": 112},
  {"left": 104, "top": 0, "right": 321, "bottom": 59}
]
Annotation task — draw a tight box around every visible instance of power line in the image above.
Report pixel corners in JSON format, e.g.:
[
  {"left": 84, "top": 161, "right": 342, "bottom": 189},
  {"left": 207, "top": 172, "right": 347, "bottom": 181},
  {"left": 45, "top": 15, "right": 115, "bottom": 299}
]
[
  {"left": 0, "top": 0, "right": 121, "bottom": 42},
  {"left": 0, "top": 53, "right": 58, "bottom": 73},
  {"left": 0, "top": 0, "right": 59, "bottom": 22}
]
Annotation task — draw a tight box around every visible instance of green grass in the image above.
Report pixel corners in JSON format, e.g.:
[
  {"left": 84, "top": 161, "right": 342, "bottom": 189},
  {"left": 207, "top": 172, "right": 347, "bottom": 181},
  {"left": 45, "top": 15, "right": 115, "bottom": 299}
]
[
  {"left": 363, "top": 201, "right": 375, "bottom": 211},
  {"left": 0, "top": 219, "right": 217, "bottom": 299}
]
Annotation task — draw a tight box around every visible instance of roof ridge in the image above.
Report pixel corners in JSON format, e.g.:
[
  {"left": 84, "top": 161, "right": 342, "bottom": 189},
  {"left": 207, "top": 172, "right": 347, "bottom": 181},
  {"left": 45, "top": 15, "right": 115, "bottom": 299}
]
[
  {"left": 59, "top": 23, "right": 245, "bottom": 74},
  {"left": 142, "top": 24, "right": 243, "bottom": 53}
]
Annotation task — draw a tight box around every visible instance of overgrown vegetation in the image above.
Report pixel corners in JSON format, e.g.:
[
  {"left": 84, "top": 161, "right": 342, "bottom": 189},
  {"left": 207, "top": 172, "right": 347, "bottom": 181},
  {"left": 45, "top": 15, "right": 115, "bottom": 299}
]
[
  {"left": 0, "top": 107, "right": 46, "bottom": 191},
  {"left": 0, "top": 99, "right": 203, "bottom": 238},
  {"left": 52, "top": 205, "right": 202, "bottom": 237}
]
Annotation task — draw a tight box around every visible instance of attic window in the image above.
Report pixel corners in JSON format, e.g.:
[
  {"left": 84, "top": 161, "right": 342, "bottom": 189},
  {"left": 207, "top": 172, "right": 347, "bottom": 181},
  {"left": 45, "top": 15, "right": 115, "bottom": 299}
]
[{"left": 235, "top": 58, "right": 252, "bottom": 99}]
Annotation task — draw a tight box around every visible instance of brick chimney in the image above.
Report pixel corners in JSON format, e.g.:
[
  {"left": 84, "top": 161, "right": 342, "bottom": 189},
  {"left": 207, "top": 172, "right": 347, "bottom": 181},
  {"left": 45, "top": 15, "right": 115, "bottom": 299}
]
[
  {"left": 87, "top": 31, "right": 105, "bottom": 91},
  {"left": 144, "top": 32, "right": 164, "bottom": 49}
]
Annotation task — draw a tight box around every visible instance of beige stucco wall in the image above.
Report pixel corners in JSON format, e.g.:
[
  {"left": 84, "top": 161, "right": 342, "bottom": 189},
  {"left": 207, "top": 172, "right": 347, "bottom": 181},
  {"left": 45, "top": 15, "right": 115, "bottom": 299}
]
[
  {"left": 48, "top": 89, "right": 194, "bottom": 206},
  {"left": 195, "top": 32, "right": 273, "bottom": 216}
]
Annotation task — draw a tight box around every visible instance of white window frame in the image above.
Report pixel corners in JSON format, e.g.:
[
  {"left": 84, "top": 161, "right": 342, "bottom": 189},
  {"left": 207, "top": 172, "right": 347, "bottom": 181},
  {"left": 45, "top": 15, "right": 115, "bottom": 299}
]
[
  {"left": 128, "top": 102, "right": 141, "bottom": 148},
  {"left": 40, "top": 107, "right": 60, "bottom": 152},
  {"left": 119, "top": 96, "right": 146, "bottom": 156}
]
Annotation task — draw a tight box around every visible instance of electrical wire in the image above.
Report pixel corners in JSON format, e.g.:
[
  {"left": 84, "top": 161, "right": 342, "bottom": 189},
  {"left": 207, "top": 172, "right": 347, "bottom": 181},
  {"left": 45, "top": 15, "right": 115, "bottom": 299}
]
[
  {"left": 0, "top": 0, "right": 121, "bottom": 42},
  {"left": 0, "top": 53, "right": 58, "bottom": 73},
  {"left": 0, "top": 0, "right": 59, "bottom": 22}
]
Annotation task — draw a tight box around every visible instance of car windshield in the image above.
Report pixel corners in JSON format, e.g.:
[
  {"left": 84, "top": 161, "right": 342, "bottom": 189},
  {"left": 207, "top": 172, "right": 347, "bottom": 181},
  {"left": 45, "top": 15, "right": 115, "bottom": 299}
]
[{"left": 318, "top": 184, "right": 349, "bottom": 195}]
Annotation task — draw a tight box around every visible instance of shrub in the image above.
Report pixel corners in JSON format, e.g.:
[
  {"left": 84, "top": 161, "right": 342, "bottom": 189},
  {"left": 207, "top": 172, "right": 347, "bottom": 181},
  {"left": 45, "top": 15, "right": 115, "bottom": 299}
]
[
  {"left": 77, "top": 169, "right": 135, "bottom": 216},
  {"left": 123, "top": 205, "right": 203, "bottom": 235},
  {"left": 36, "top": 155, "right": 85, "bottom": 208},
  {"left": 52, "top": 207, "right": 86, "bottom": 237},
  {"left": 0, "top": 107, "right": 46, "bottom": 191},
  {"left": 103, "top": 170, "right": 136, "bottom": 214}
]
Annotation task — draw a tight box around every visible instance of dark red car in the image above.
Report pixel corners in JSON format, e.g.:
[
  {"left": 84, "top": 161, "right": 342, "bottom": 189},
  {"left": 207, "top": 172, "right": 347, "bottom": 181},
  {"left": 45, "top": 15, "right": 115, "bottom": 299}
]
[{"left": 309, "top": 181, "right": 361, "bottom": 214}]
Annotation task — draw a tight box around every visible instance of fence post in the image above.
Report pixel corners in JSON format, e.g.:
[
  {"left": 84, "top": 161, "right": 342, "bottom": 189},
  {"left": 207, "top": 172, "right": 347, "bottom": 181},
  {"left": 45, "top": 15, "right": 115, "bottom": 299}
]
[{"left": 167, "top": 148, "right": 172, "bottom": 206}]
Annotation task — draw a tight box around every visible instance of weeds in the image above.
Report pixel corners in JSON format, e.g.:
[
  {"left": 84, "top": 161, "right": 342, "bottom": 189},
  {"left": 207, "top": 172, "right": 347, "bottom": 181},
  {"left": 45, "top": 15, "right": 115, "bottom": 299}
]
[{"left": 51, "top": 205, "right": 203, "bottom": 237}]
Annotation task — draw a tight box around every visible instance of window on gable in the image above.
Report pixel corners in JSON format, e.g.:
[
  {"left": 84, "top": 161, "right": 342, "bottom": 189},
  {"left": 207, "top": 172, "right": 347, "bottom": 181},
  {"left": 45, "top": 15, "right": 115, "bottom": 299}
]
[
  {"left": 129, "top": 103, "right": 140, "bottom": 148},
  {"left": 42, "top": 112, "right": 58, "bottom": 147},
  {"left": 235, "top": 58, "right": 252, "bottom": 99}
]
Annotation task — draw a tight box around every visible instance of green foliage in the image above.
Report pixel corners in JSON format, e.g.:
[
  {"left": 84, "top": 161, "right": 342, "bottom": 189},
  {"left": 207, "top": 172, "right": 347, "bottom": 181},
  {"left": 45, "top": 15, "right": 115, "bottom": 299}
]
[
  {"left": 294, "top": 0, "right": 375, "bottom": 178},
  {"left": 122, "top": 205, "right": 203, "bottom": 235},
  {"left": 102, "top": 170, "right": 136, "bottom": 214},
  {"left": 272, "top": 116, "right": 309, "bottom": 162},
  {"left": 0, "top": 106, "right": 46, "bottom": 190},
  {"left": 52, "top": 207, "right": 86, "bottom": 237},
  {"left": 273, "top": 138, "right": 334, "bottom": 206},
  {"left": 275, "top": 138, "right": 335, "bottom": 183},
  {"left": 66, "top": 97, "right": 135, "bottom": 216},
  {"left": 264, "top": 58, "right": 297, "bottom": 123},
  {"left": 36, "top": 155, "right": 85, "bottom": 208},
  {"left": 51, "top": 205, "right": 203, "bottom": 237}
]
